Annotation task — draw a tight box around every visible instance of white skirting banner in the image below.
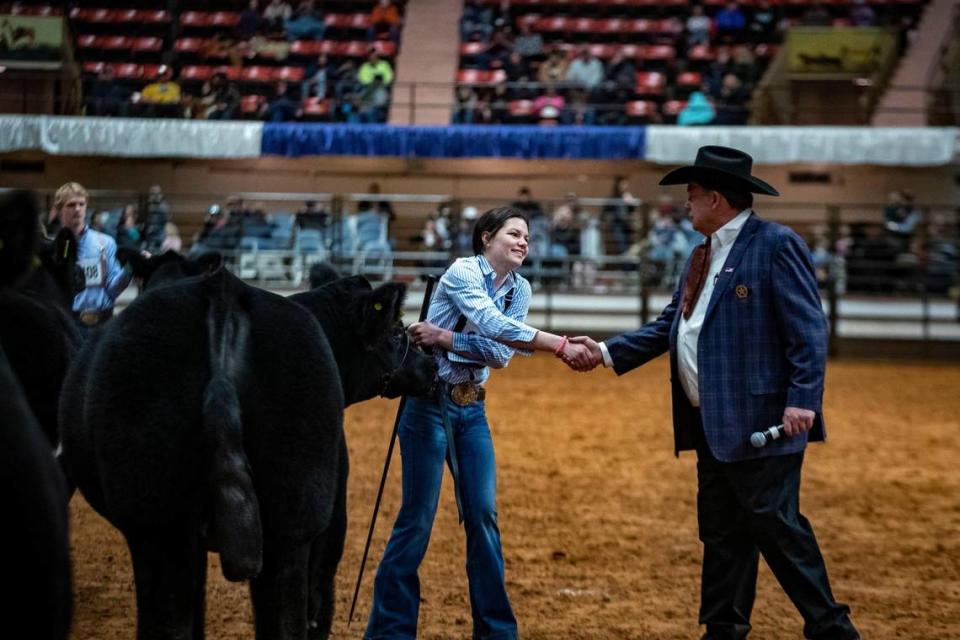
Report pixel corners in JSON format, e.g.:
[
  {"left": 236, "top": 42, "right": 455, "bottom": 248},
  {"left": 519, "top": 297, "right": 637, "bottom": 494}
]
[
  {"left": 644, "top": 126, "right": 959, "bottom": 166},
  {"left": 0, "top": 116, "right": 264, "bottom": 158}
]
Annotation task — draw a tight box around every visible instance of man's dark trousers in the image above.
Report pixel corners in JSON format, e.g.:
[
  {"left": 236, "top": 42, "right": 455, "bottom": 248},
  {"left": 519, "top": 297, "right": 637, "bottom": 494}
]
[{"left": 692, "top": 417, "right": 859, "bottom": 640}]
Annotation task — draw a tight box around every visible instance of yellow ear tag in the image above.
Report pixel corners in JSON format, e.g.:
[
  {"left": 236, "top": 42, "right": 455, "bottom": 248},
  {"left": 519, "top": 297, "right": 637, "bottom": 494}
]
[{"left": 374, "top": 303, "right": 383, "bottom": 311}]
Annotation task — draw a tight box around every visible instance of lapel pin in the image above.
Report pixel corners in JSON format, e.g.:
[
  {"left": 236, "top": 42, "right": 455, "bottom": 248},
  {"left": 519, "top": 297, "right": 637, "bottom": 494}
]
[{"left": 736, "top": 285, "right": 749, "bottom": 299}]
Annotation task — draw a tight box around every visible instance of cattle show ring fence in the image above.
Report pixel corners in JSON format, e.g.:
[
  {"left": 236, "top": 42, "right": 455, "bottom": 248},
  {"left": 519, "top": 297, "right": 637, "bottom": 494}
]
[{"left": 30, "top": 187, "right": 960, "bottom": 358}]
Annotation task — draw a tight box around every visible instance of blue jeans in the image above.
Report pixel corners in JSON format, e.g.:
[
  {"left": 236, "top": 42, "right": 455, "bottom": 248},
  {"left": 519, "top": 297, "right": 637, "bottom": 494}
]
[{"left": 366, "top": 394, "right": 518, "bottom": 640}]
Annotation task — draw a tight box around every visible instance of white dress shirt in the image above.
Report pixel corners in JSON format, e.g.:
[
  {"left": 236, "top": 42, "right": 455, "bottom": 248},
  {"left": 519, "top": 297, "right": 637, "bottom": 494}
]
[{"left": 600, "top": 209, "right": 753, "bottom": 407}]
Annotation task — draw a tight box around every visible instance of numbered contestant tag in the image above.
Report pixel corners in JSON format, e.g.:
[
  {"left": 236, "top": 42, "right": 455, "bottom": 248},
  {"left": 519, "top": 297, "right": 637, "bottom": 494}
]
[{"left": 78, "top": 258, "right": 105, "bottom": 288}]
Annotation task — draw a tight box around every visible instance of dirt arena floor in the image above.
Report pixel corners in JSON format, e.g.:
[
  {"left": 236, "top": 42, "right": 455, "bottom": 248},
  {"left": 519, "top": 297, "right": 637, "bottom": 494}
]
[{"left": 69, "top": 355, "right": 960, "bottom": 639}]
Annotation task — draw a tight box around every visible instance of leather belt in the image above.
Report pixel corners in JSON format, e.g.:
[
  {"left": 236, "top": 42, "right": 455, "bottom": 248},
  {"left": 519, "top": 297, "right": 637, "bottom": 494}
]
[
  {"left": 77, "top": 308, "right": 113, "bottom": 327},
  {"left": 443, "top": 381, "right": 486, "bottom": 407}
]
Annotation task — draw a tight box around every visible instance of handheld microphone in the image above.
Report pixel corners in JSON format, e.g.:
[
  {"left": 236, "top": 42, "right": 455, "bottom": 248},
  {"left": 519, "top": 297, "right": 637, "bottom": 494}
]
[{"left": 749, "top": 424, "right": 786, "bottom": 448}]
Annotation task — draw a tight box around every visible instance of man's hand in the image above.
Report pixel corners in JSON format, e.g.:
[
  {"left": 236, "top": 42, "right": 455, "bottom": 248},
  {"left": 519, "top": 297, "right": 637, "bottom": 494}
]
[
  {"left": 407, "top": 321, "right": 452, "bottom": 350},
  {"left": 782, "top": 406, "right": 815, "bottom": 437},
  {"left": 562, "top": 335, "right": 602, "bottom": 372}
]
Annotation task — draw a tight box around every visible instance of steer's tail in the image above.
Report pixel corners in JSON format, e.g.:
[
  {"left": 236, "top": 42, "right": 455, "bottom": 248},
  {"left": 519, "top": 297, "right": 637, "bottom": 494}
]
[{"left": 202, "top": 277, "right": 262, "bottom": 582}]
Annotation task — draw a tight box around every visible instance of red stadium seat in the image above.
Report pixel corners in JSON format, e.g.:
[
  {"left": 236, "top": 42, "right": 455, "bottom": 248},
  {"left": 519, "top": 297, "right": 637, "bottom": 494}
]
[
  {"left": 340, "top": 41, "right": 369, "bottom": 57},
  {"left": 82, "top": 61, "right": 106, "bottom": 74},
  {"left": 688, "top": 45, "right": 715, "bottom": 61},
  {"left": 597, "top": 19, "right": 629, "bottom": 35},
  {"left": 635, "top": 71, "right": 665, "bottom": 96},
  {"left": 276, "top": 66, "right": 305, "bottom": 82},
  {"left": 538, "top": 17, "right": 568, "bottom": 32},
  {"left": 142, "top": 65, "right": 162, "bottom": 79},
  {"left": 13, "top": 4, "right": 59, "bottom": 16},
  {"left": 290, "top": 40, "right": 323, "bottom": 56},
  {"left": 87, "top": 9, "right": 114, "bottom": 24},
  {"left": 100, "top": 36, "right": 132, "bottom": 51},
  {"left": 372, "top": 40, "right": 396, "bottom": 57},
  {"left": 627, "top": 19, "right": 655, "bottom": 34},
  {"left": 114, "top": 64, "right": 143, "bottom": 79},
  {"left": 509, "top": 100, "right": 535, "bottom": 117},
  {"left": 210, "top": 12, "right": 240, "bottom": 28},
  {"left": 76, "top": 35, "right": 99, "bottom": 50},
  {"left": 113, "top": 9, "right": 138, "bottom": 24},
  {"left": 136, "top": 10, "right": 172, "bottom": 24},
  {"left": 180, "top": 65, "right": 214, "bottom": 81},
  {"left": 324, "top": 14, "right": 348, "bottom": 28},
  {"left": 132, "top": 37, "right": 163, "bottom": 53},
  {"left": 461, "top": 42, "right": 487, "bottom": 56},
  {"left": 456, "top": 69, "right": 506, "bottom": 85},
  {"left": 301, "top": 97, "right": 330, "bottom": 116},
  {"left": 642, "top": 45, "right": 675, "bottom": 61},
  {"left": 348, "top": 14, "right": 371, "bottom": 29},
  {"left": 625, "top": 100, "right": 657, "bottom": 118},
  {"left": 241, "top": 66, "right": 276, "bottom": 82},
  {"left": 655, "top": 18, "right": 684, "bottom": 35},
  {"left": 677, "top": 71, "right": 702, "bottom": 88},
  {"left": 662, "top": 100, "right": 687, "bottom": 117},
  {"left": 69, "top": 7, "right": 89, "bottom": 21},
  {"left": 180, "top": 12, "right": 209, "bottom": 28},
  {"left": 570, "top": 18, "right": 598, "bottom": 33},
  {"left": 174, "top": 38, "right": 206, "bottom": 53},
  {"left": 241, "top": 94, "right": 267, "bottom": 115}
]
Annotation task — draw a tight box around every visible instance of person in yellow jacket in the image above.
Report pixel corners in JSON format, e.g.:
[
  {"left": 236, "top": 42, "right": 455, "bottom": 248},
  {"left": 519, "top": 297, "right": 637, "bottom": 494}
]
[
  {"left": 358, "top": 50, "right": 394, "bottom": 86},
  {"left": 139, "top": 65, "right": 183, "bottom": 117}
]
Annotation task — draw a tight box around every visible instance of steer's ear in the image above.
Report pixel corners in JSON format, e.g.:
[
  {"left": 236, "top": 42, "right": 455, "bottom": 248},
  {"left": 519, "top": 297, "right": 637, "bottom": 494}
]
[
  {"left": 192, "top": 251, "right": 223, "bottom": 274},
  {"left": 369, "top": 282, "right": 407, "bottom": 323},
  {"left": 0, "top": 189, "right": 41, "bottom": 286}
]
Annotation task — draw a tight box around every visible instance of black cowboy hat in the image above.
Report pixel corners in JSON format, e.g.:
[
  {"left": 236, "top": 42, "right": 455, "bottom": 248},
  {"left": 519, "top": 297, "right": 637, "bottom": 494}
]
[{"left": 659, "top": 145, "right": 779, "bottom": 196}]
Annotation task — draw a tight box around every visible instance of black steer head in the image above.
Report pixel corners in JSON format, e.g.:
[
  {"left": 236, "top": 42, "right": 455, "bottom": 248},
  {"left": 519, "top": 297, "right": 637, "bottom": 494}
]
[
  {"left": 119, "top": 250, "right": 223, "bottom": 291},
  {"left": 334, "top": 276, "right": 437, "bottom": 403},
  {"left": 34, "top": 227, "right": 82, "bottom": 311},
  {"left": 0, "top": 189, "right": 42, "bottom": 288}
]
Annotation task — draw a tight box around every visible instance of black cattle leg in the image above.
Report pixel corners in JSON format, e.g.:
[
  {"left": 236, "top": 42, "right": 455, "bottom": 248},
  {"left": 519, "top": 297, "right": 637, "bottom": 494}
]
[
  {"left": 126, "top": 526, "right": 205, "bottom": 640},
  {"left": 250, "top": 540, "right": 311, "bottom": 640},
  {"left": 193, "top": 542, "right": 208, "bottom": 640},
  {"left": 307, "top": 443, "right": 349, "bottom": 639}
]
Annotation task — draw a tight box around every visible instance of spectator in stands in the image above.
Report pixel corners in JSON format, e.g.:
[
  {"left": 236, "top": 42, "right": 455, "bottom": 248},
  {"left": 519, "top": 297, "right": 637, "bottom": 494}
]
[
  {"left": 532, "top": 85, "right": 565, "bottom": 124},
  {"left": 263, "top": 0, "right": 293, "bottom": 34},
  {"left": 922, "top": 212, "right": 959, "bottom": 295},
  {"left": 334, "top": 59, "right": 360, "bottom": 101},
  {"left": 365, "top": 182, "right": 397, "bottom": 223},
  {"left": 460, "top": 0, "right": 494, "bottom": 42},
  {"left": 677, "top": 89, "right": 716, "bottom": 125},
  {"left": 732, "top": 45, "right": 760, "bottom": 89},
  {"left": 565, "top": 46, "right": 605, "bottom": 93},
  {"left": 704, "top": 48, "right": 734, "bottom": 96},
  {"left": 514, "top": 20, "right": 543, "bottom": 60},
  {"left": 503, "top": 51, "right": 531, "bottom": 82},
  {"left": 86, "top": 66, "right": 128, "bottom": 117},
  {"left": 547, "top": 195, "right": 582, "bottom": 286},
  {"left": 115, "top": 204, "right": 142, "bottom": 251},
  {"left": 849, "top": 0, "right": 876, "bottom": 27},
  {"left": 486, "top": 25, "right": 515, "bottom": 67},
  {"left": 200, "top": 72, "right": 241, "bottom": 120},
  {"left": 643, "top": 198, "right": 693, "bottom": 287},
  {"left": 602, "top": 49, "right": 637, "bottom": 103},
  {"left": 748, "top": 0, "right": 780, "bottom": 44},
  {"left": 486, "top": 82, "right": 511, "bottom": 124},
  {"left": 359, "top": 49, "right": 395, "bottom": 86},
  {"left": 284, "top": 0, "right": 326, "bottom": 41},
  {"left": 492, "top": 0, "right": 515, "bottom": 30},
  {"left": 883, "top": 190, "right": 922, "bottom": 238},
  {"left": 369, "top": 0, "right": 402, "bottom": 42},
  {"left": 712, "top": 72, "right": 750, "bottom": 124},
  {"left": 193, "top": 204, "right": 242, "bottom": 254},
  {"left": 562, "top": 89, "right": 595, "bottom": 125},
  {"left": 450, "top": 216, "right": 474, "bottom": 258},
  {"left": 303, "top": 53, "right": 333, "bottom": 99},
  {"left": 201, "top": 33, "right": 244, "bottom": 68},
  {"left": 237, "top": 0, "right": 262, "bottom": 40},
  {"left": 260, "top": 81, "right": 301, "bottom": 121},
  {"left": 511, "top": 187, "right": 544, "bottom": 219},
  {"left": 138, "top": 65, "right": 182, "bottom": 118},
  {"left": 715, "top": 2, "right": 747, "bottom": 44},
  {"left": 161, "top": 222, "right": 183, "bottom": 253},
  {"left": 359, "top": 75, "right": 390, "bottom": 123},
  {"left": 296, "top": 200, "right": 330, "bottom": 231},
  {"left": 686, "top": 5, "right": 713, "bottom": 47},
  {"left": 514, "top": 188, "right": 550, "bottom": 260},
  {"left": 452, "top": 85, "right": 479, "bottom": 124},
  {"left": 144, "top": 185, "right": 170, "bottom": 252},
  {"left": 538, "top": 49, "right": 569, "bottom": 86},
  {"left": 801, "top": 3, "right": 832, "bottom": 27},
  {"left": 601, "top": 177, "right": 638, "bottom": 256}
]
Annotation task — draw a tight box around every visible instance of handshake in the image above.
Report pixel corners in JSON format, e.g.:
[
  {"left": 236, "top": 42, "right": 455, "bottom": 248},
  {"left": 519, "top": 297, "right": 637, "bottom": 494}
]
[{"left": 555, "top": 336, "right": 603, "bottom": 372}]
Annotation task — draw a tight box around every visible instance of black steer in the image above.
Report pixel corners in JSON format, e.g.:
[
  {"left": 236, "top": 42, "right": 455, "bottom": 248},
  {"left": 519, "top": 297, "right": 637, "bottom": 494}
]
[
  {"left": 61, "top": 255, "right": 435, "bottom": 640},
  {"left": 0, "top": 190, "right": 82, "bottom": 450},
  {"left": 0, "top": 191, "right": 72, "bottom": 639}
]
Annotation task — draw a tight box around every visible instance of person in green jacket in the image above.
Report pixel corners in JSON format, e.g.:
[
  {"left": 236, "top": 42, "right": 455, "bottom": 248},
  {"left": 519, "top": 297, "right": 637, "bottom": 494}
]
[{"left": 358, "top": 49, "right": 394, "bottom": 86}]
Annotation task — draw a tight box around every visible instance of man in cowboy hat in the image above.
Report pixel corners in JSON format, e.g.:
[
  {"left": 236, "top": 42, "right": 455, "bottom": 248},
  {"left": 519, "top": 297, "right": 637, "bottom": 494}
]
[{"left": 567, "top": 145, "right": 859, "bottom": 639}]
